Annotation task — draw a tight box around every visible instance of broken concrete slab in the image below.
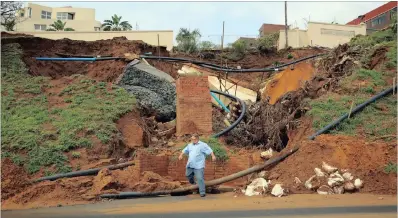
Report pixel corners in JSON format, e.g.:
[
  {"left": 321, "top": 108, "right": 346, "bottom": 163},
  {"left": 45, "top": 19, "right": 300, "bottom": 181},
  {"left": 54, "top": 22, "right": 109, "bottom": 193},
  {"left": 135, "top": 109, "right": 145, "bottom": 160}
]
[{"left": 208, "top": 76, "right": 257, "bottom": 108}]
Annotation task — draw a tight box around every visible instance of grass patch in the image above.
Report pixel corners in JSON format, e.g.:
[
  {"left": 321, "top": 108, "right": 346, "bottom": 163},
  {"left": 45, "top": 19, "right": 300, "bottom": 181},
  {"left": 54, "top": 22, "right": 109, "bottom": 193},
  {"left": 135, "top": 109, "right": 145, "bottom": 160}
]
[
  {"left": 173, "top": 137, "right": 229, "bottom": 162},
  {"left": 71, "top": 152, "right": 81, "bottom": 159},
  {"left": 201, "top": 137, "right": 229, "bottom": 161},
  {"left": 384, "top": 162, "right": 397, "bottom": 174},
  {"left": 1, "top": 43, "right": 136, "bottom": 174},
  {"left": 309, "top": 94, "right": 396, "bottom": 138}
]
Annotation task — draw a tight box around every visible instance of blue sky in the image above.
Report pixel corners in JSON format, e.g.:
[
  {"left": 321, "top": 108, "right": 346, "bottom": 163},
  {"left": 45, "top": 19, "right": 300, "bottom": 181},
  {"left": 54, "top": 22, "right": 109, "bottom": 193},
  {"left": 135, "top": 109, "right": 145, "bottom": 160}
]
[{"left": 35, "top": 1, "right": 387, "bottom": 45}]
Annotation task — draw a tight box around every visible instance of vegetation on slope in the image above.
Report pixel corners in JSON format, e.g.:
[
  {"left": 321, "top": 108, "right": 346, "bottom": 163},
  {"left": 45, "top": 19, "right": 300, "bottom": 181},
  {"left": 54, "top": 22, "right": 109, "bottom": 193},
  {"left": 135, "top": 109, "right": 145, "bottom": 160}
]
[
  {"left": 1, "top": 43, "right": 136, "bottom": 174},
  {"left": 308, "top": 28, "right": 397, "bottom": 140}
]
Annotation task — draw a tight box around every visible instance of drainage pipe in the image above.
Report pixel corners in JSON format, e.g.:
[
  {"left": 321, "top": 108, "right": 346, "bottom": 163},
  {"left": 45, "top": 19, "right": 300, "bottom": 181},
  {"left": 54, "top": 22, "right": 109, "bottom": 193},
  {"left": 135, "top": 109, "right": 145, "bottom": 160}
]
[
  {"left": 35, "top": 57, "right": 122, "bottom": 61},
  {"left": 32, "top": 161, "right": 135, "bottom": 183},
  {"left": 55, "top": 53, "right": 113, "bottom": 58},
  {"left": 210, "top": 92, "right": 231, "bottom": 113},
  {"left": 308, "top": 85, "right": 397, "bottom": 140},
  {"left": 210, "top": 89, "right": 246, "bottom": 138},
  {"left": 140, "top": 54, "right": 325, "bottom": 73},
  {"left": 100, "top": 146, "right": 299, "bottom": 199}
]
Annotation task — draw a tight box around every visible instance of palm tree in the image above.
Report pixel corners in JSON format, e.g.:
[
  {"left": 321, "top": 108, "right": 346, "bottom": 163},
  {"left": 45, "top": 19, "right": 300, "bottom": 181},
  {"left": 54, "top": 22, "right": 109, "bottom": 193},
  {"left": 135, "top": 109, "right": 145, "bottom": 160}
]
[
  {"left": 102, "top": 14, "right": 132, "bottom": 31},
  {"left": 176, "top": 28, "right": 201, "bottom": 53},
  {"left": 50, "top": 20, "right": 66, "bottom": 31}
]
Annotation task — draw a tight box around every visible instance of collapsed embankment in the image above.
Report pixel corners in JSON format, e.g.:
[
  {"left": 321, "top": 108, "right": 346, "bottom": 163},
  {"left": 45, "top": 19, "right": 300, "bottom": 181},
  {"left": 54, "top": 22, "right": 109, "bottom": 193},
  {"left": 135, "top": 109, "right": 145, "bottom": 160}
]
[{"left": 1, "top": 33, "right": 396, "bottom": 210}]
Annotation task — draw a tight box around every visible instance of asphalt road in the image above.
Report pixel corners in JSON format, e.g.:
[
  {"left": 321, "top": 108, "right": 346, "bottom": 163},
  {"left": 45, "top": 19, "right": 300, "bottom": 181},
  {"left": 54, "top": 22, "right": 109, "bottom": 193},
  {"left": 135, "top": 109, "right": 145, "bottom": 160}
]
[
  {"left": 2, "top": 205, "right": 397, "bottom": 218},
  {"left": 2, "top": 194, "right": 397, "bottom": 218}
]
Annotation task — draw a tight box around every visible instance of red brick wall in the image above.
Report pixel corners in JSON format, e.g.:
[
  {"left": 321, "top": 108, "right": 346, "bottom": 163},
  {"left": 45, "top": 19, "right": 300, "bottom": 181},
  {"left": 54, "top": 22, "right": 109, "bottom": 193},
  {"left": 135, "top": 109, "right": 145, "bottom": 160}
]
[
  {"left": 136, "top": 153, "right": 260, "bottom": 186},
  {"left": 176, "top": 76, "right": 212, "bottom": 136}
]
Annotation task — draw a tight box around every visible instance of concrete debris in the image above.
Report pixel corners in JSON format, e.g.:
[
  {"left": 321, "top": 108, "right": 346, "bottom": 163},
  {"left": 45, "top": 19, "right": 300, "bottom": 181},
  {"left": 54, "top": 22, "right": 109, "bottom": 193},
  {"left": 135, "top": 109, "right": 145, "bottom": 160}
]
[
  {"left": 344, "top": 181, "right": 355, "bottom": 192},
  {"left": 294, "top": 177, "right": 302, "bottom": 184},
  {"left": 333, "top": 185, "right": 345, "bottom": 194},
  {"left": 257, "top": 171, "right": 267, "bottom": 179},
  {"left": 244, "top": 178, "right": 270, "bottom": 196},
  {"left": 305, "top": 175, "right": 320, "bottom": 190},
  {"left": 271, "top": 184, "right": 285, "bottom": 197},
  {"left": 314, "top": 168, "right": 325, "bottom": 177},
  {"left": 322, "top": 161, "right": 338, "bottom": 174},
  {"left": 178, "top": 65, "right": 203, "bottom": 76},
  {"left": 342, "top": 172, "right": 353, "bottom": 181},
  {"left": 317, "top": 185, "right": 333, "bottom": 195},
  {"left": 208, "top": 76, "right": 257, "bottom": 108},
  {"left": 304, "top": 162, "right": 364, "bottom": 195},
  {"left": 117, "top": 60, "right": 176, "bottom": 121},
  {"left": 354, "top": 178, "right": 364, "bottom": 189},
  {"left": 327, "top": 172, "right": 345, "bottom": 187},
  {"left": 260, "top": 148, "right": 273, "bottom": 160}
]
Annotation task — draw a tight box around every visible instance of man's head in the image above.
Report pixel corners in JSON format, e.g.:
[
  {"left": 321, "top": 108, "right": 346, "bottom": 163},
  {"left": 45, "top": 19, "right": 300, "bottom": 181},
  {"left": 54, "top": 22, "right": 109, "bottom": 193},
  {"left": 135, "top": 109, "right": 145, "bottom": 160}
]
[{"left": 191, "top": 133, "right": 199, "bottom": 144}]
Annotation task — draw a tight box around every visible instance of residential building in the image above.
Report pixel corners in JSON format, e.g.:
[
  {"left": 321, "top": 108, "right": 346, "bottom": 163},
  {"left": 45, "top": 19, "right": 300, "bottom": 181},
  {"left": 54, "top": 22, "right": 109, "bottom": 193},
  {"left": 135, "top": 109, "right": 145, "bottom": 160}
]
[
  {"left": 277, "top": 22, "right": 366, "bottom": 50},
  {"left": 15, "top": 3, "right": 101, "bottom": 31},
  {"left": 259, "top": 23, "right": 286, "bottom": 37},
  {"left": 347, "top": 1, "right": 397, "bottom": 34}
]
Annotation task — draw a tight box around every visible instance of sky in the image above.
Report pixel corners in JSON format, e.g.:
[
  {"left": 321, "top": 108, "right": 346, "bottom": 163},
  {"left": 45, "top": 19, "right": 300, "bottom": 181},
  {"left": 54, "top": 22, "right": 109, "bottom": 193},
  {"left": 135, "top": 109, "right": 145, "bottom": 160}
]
[{"left": 35, "top": 1, "right": 388, "bottom": 45}]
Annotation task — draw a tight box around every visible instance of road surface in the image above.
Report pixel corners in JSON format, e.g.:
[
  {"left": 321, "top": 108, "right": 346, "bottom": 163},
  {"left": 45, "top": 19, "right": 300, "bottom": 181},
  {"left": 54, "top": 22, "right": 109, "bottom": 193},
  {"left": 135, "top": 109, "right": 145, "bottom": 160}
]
[{"left": 2, "top": 193, "right": 397, "bottom": 218}]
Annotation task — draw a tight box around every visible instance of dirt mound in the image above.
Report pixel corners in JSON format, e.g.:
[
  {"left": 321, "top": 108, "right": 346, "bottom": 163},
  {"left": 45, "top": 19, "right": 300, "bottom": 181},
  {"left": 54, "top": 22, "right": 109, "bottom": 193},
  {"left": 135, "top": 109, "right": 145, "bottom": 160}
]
[
  {"left": 117, "top": 112, "right": 145, "bottom": 148},
  {"left": 0, "top": 36, "right": 169, "bottom": 81},
  {"left": 271, "top": 134, "right": 397, "bottom": 194},
  {"left": 1, "top": 159, "right": 30, "bottom": 201},
  {"left": 263, "top": 61, "right": 315, "bottom": 104}
]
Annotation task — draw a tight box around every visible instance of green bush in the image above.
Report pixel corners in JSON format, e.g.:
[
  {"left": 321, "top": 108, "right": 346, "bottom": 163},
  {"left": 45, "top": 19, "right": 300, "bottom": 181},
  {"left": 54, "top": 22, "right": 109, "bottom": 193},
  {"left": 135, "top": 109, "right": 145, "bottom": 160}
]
[
  {"left": 257, "top": 32, "right": 279, "bottom": 52},
  {"left": 201, "top": 137, "right": 229, "bottom": 161}
]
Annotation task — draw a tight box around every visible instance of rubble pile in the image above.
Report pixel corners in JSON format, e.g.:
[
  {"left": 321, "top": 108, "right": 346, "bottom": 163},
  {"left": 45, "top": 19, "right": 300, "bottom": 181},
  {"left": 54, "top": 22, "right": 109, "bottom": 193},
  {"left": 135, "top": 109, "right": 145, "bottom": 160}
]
[{"left": 303, "top": 161, "right": 364, "bottom": 195}]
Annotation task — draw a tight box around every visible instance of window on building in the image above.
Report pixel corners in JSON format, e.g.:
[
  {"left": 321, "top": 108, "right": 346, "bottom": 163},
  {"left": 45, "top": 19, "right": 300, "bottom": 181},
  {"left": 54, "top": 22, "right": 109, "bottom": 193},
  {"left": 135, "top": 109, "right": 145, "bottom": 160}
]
[
  {"left": 34, "top": 24, "right": 47, "bottom": 31},
  {"left": 28, "top": 7, "right": 32, "bottom": 18},
  {"left": 371, "top": 13, "right": 387, "bottom": 27},
  {"left": 94, "top": 27, "right": 100, "bottom": 31},
  {"left": 41, "top": 11, "right": 51, "bottom": 19},
  {"left": 20, "top": 12, "right": 25, "bottom": 17},
  {"left": 57, "top": 12, "right": 75, "bottom": 20}
]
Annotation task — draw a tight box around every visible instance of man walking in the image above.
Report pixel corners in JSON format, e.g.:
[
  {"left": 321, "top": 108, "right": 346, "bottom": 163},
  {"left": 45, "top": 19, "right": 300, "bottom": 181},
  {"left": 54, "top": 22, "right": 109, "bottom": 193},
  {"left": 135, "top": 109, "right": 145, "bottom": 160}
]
[{"left": 178, "top": 134, "right": 216, "bottom": 197}]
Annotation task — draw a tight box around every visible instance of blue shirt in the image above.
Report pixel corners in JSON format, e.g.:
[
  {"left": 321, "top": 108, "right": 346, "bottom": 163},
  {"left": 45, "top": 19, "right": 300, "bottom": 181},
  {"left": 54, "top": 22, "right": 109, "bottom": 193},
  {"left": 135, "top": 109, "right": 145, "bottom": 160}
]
[{"left": 182, "top": 141, "right": 213, "bottom": 169}]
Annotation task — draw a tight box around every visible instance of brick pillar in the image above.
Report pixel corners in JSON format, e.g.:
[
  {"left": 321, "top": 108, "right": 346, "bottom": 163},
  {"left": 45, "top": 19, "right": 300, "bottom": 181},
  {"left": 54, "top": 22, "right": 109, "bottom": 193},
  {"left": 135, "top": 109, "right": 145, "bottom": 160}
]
[{"left": 176, "top": 76, "right": 212, "bottom": 136}]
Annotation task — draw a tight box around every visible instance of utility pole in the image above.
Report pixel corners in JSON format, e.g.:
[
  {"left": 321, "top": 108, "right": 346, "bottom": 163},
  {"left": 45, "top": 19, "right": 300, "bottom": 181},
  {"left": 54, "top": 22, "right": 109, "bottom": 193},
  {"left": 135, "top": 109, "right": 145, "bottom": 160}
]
[
  {"left": 285, "top": 1, "right": 288, "bottom": 49},
  {"left": 221, "top": 21, "right": 225, "bottom": 50}
]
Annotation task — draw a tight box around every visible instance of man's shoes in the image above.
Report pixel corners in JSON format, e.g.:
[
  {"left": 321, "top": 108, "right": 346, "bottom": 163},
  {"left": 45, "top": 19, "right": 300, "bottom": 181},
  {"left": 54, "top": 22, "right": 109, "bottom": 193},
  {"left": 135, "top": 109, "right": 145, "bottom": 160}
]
[{"left": 200, "top": 194, "right": 206, "bottom": 197}]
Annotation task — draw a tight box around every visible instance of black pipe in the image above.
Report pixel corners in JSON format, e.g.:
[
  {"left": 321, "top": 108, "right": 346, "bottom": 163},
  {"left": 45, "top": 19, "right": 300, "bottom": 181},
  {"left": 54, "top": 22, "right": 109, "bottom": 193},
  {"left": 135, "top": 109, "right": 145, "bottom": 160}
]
[
  {"left": 100, "top": 146, "right": 299, "bottom": 199},
  {"left": 55, "top": 52, "right": 113, "bottom": 58},
  {"left": 210, "top": 89, "right": 246, "bottom": 138},
  {"left": 308, "top": 85, "right": 397, "bottom": 140},
  {"left": 32, "top": 161, "right": 135, "bottom": 183},
  {"left": 140, "top": 54, "right": 325, "bottom": 73}
]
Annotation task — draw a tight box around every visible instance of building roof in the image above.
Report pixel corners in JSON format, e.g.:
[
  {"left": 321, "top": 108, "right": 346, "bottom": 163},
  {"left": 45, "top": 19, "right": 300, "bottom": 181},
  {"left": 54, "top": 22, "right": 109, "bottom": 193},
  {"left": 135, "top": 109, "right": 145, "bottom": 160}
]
[
  {"left": 346, "top": 1, "right": 397, "bottom": 25},
  {"left": 258, "top": 23, "right": 285, "bottom": 32}
]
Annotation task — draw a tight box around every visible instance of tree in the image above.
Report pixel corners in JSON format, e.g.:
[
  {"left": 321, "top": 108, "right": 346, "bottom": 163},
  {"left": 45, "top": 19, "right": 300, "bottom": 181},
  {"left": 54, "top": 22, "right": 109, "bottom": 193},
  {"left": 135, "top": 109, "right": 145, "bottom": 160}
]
[
  {"left": 47, "top": 20, "right": 75, "bottom": 31},
  {"left": 50, "top": 20, "right": 66, "bottom": 31},
  {"left": 198, "top": 41, "right": 215, "bottom": 50},
  {"left": 102, "top": 14, "right": 132, "bottom": 31},
  {"left": 1, "top": 1, "right": 24, "bottom": 31},
  {"left": 176, "top": 28, "right": 201, "bottom": 53}
]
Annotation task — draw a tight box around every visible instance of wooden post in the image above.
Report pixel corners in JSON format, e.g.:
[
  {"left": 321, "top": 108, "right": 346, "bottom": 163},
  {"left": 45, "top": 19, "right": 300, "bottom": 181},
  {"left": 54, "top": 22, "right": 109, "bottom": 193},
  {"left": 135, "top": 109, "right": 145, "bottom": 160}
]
[
  {"left": 221, "top": 21, "right": 225, "bottom": 50},
  {"left": 284, "top": 1, "right": 288, "bottom": 49},
  {"left": 157, "top": 34, "right": 160, "bottom": 57},
  {"left": 348, "top": 101, "right": 354, "bottom": 118}
]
